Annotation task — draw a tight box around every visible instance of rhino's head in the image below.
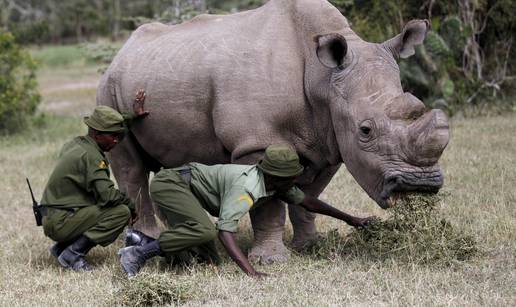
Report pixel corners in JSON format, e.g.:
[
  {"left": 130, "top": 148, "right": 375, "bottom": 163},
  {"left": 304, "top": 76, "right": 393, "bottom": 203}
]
[{"left": 314, "top": 20, "right": 449, "bottom": 209}]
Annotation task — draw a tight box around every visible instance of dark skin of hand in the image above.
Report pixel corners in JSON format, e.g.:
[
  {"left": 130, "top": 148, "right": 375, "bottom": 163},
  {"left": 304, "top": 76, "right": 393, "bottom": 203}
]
[
  {"left": 90, "top": 89, "right": 150, "bottom": 225},
  {"left": 218, "top": 231, "right": 268, "bottom": 278},
  {"left": 218, "top": 174, "right": 375, "bottom": 278}
]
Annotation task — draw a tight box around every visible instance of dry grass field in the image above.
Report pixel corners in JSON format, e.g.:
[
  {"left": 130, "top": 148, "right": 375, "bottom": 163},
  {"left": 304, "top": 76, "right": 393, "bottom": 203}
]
[{"left": 0, "top": 54, "right": 514, "bottom": 306}]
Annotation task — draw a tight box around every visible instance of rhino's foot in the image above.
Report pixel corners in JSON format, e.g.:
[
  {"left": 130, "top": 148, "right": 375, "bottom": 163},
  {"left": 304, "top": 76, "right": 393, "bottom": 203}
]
[
  {"left": 290, "top": 232, "right": 321, "bottom": 252},
  {"left": 248, "top": 240, "right": 290, "bottom": 265}
]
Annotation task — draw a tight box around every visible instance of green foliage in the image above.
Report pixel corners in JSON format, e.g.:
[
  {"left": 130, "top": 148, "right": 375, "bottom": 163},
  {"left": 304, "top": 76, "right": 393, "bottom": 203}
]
[
  {"left": 397, "top": 15, "right": 473, "bottom": 113},
  {"left": 1, "top": 0, "right": 512, "bottom": 114},
  {"left": 82, "top": 42, "right": 121, "bottom": 73},
  {"left": 0, "top": 31, "right": 40, "bottom": 133}
]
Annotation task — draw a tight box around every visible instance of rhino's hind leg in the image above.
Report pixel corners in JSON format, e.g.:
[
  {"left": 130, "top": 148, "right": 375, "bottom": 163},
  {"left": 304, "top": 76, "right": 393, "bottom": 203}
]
[
  {"left": 248, "top": 199, "right": 290, "bottom": 264},
  {"left": 107, "top": 133, "right": 162, "bottom": 239}
]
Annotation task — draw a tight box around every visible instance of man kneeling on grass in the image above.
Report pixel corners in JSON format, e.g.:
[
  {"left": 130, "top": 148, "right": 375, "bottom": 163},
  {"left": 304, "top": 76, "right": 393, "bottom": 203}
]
[
  {"left": 40, "top": 91, "right": 148, "bottom": 271},
  {"left": 119, "top": 144, "right": 374, "bottom": 277}
]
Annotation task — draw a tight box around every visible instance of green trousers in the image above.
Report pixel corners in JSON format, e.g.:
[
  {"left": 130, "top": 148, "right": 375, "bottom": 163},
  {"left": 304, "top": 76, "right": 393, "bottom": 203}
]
[
  {"left": 42, "top": 205, "right": 131, "bottom": 246},
  {"left": 150, "top": 169, "right": 220, "bottom": 264}
]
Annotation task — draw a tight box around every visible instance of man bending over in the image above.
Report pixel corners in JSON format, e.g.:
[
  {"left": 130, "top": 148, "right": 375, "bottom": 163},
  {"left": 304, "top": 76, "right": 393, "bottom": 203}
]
[{"left": 119, "top": 144, "right": 373, "bottom": 277}]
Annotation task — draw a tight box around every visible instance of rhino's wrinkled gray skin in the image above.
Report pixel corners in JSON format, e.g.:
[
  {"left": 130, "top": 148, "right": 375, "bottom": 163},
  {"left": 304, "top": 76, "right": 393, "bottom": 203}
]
[{"left": 97, "top": 0, "right": 449, "bottom": 264}]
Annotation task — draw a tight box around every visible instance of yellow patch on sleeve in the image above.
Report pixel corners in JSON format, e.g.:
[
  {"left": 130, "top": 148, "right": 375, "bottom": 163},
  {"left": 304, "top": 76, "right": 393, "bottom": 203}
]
[
  {"left": 238, "top": 195, "right": 254, "bottom": 207},
  {"left": 98, "top": 160, "right": 107, "bottom": 169}
]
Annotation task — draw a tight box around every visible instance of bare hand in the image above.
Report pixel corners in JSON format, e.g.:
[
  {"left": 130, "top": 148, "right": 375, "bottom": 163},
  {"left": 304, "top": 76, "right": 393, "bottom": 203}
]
[
  {"left": 133, "top": 89, "right": 150, "bottom": 118},
  {"left": 349, "top": 216, "right": 375, "bottom": 228},
  {"left": 249, "top": 271, "right": 269, "bottom": 279}
]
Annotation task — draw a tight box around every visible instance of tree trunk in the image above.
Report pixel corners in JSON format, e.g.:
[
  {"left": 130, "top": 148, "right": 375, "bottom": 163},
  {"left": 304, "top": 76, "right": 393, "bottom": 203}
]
[{"left": 111, "top": 0, "right": 121, "bottom": 42}]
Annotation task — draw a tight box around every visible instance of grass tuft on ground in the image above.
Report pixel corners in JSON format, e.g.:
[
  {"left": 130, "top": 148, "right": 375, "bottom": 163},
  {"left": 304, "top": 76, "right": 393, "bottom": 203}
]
[
  {"left": 111, "top": 272, "right": 194, "bottom": 306},
  {"left": 310, "top": 193, "right": 478, "bottom": 265}
]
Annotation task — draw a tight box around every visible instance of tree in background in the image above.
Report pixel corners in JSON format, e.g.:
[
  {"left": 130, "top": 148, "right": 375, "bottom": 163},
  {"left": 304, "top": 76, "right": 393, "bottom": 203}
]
[
  {"left": 0, "top": 30, "right": 40, "bottom": 133},
  {"left": 1, "top": 0, "right": 513, "bottom": 114}
]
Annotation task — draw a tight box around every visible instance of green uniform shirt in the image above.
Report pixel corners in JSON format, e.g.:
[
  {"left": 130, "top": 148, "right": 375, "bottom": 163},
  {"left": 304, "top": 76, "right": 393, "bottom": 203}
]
[
  {"left": 186, "top": 162, "right": 305, "bottom": 232},
  {"left": 41, "top": 135, "right": 134, "bottom": 211}
]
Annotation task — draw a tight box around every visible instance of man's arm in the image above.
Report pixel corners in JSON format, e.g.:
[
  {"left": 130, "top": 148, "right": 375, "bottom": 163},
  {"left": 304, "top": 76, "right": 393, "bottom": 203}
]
[
  {"left": 297, "top": 195, "right": 373, "bottom": 228},
  {"left": 84, "top": 155, "right": 135, "bottom": 209},
  {"left": 218, "top": 230, "right": 267, "bottom": 278}
]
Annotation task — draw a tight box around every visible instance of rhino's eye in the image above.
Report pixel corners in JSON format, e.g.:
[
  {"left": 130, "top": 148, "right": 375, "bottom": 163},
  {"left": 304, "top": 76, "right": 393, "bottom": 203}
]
[
  {"left": 358, "top": 120, "right": 375, "bottom": 142},
  {"left": 360, "top": 127, "right": 371, "bottom": 135}
]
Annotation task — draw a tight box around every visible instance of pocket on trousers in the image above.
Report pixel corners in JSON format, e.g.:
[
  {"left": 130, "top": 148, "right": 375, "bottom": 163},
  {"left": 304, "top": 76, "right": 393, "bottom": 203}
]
[{"left": 42, "top": 216, "right": 54, "bottom": 238}]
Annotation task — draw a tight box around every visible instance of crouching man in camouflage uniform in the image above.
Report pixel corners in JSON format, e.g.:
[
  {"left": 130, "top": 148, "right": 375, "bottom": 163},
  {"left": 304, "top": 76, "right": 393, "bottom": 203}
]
[
  {"left": 40, "top": 90, "right": 149, "bottom": 271},
  {"left": 119, "top": 144, "right": 374, "bottom": 277}
]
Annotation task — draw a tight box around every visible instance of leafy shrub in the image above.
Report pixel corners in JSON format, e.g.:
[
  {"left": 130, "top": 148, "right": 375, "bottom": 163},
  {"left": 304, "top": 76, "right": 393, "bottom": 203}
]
[{"left": 0, "top": 31, "right": 40, "bottom": 133}]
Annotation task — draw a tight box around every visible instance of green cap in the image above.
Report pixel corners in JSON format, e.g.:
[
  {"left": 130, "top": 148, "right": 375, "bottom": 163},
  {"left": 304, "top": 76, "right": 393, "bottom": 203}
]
[
  {"left": 83, "top": 106, "right": 125, "bottom": 133},
  {"left": 257, "top": 144, "right": 304, "bottom": 177}
]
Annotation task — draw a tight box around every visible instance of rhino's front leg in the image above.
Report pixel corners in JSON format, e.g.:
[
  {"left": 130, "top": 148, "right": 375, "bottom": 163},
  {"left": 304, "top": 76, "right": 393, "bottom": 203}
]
[
  {"left": 289, "top": 164, "right": 341, "bottom": 250},
  {"left": 248, "top": 198, "right": 289, "bottom": 264},
  {"left": 108, "top": 134, "right": 162, "bottom": 239}
]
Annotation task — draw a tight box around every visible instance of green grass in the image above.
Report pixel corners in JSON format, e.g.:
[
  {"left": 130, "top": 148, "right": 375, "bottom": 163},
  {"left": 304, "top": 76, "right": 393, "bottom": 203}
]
[
  {"left": 0, "top": 45, "right": 514, "bottom": 306},
  {"left": 2, "top": 115, "right": 514, "bottom": 306},
  {"left": 30, "top": 44, "right": 88, "bottom": 68}
]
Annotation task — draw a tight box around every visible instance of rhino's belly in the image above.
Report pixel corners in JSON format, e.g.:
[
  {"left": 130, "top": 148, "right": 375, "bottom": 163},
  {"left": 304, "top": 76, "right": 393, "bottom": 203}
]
[{"left": 129, "top": 112, "right": 231, "bottom": 168}]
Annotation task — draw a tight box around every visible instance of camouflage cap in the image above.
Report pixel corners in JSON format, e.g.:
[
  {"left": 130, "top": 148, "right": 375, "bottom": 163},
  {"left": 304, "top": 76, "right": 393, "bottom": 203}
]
[
  {"left": 83, "top": 106, "right": 126, "bottom": 133},
  {"left": 257, "top": 144, "right": 304, "bottom": 177}
]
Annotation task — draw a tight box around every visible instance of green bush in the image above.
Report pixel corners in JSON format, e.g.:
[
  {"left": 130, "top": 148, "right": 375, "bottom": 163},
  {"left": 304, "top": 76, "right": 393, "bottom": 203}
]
[
  {"left": 82, "top": 42, "right": 121, "bottom": 73},
  {"left": 0, "top": 31, "right": 40, "bottom": 133}
]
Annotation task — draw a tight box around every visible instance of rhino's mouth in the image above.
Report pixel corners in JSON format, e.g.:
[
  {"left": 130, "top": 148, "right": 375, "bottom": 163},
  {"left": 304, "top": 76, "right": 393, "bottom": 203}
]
[{"left": 378, "top": 169, "right": 443, "bottom": 209}]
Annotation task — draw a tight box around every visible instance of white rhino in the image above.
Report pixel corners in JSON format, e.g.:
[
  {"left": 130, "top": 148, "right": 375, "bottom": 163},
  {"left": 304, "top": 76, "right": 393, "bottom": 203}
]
[{"left": 97, "top": 0, "right": 449, "bottom": 263}]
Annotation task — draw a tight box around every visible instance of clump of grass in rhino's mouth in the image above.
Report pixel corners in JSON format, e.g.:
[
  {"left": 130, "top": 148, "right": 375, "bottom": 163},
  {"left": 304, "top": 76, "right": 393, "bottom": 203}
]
[{"left": 308, "top": 193, "right": 479, "bottom": 265}]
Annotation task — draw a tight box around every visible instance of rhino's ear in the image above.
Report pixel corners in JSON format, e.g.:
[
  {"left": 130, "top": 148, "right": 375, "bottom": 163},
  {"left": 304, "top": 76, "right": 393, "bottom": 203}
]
[
  {"left": 383, "top": 19, "right": 429, "bottom": 59},
  {"left": 315, "top": 33, "right": 348, "bottom": 69}
]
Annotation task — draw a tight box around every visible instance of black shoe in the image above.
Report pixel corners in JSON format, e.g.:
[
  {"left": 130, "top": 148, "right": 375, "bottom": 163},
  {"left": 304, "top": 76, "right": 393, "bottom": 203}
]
[
  {"left": 49, "top": 241, "right": 71, "bottom": 258},
  {"left": 125, "top": 228, "right": 154, "bottom": 247},
  {"left": 57, "top": 235, "right": 96, "bottom": 272},
  {"left": 118, "top": 239, "right": 162, "bottom": 277}
]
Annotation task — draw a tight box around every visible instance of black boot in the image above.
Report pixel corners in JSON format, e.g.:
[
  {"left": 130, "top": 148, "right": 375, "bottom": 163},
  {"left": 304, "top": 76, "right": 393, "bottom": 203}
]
[
  {"left": 57, "top": 235, "right": 96, "bottom": 271},
  {"left": 49, "top": 240, "right": 72, "bottom": 258},
  {"left": 125, "top": 228, "right": 154, "bottom": 247},
  {"left": 118, "top": 239, "right": 162, "bottom": 277}
]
